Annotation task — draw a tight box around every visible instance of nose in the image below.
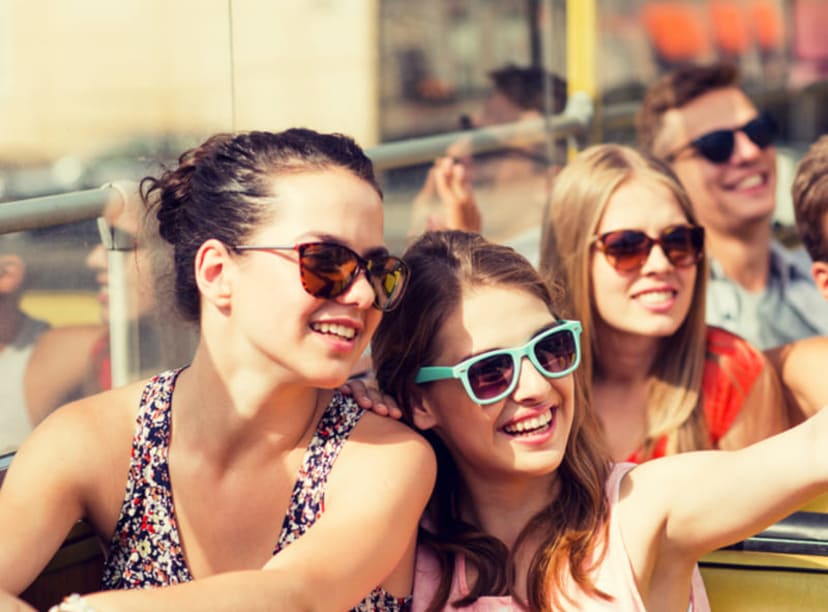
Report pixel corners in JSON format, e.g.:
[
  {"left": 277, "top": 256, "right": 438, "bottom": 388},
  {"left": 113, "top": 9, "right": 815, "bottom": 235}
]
[
  {"left": 510, "top": 356, "right": 554, "bottom": 404},
  {"left": 731, "top": 129, "right": 763, "bottom": 163},
  {"left": 337, "top": 267, "right": 376, "bottom": 310},
  {"left": 639, "top": 241, "right": 673, "bottom": 275},
  {"left": 86, "top": 243, "right": 107, "bottom": 272}
]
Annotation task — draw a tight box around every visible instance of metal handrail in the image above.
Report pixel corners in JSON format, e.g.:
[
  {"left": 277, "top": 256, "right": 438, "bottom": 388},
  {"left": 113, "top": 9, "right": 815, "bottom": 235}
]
[
  {"left": 367, "top": 91, "right": 594, "bottom": 171},
  {"left": 0, "top": 92, "right": 595, "bottom": 232},
  {"left": 0, "top": 187, "right": 118, "bottom": 233}
]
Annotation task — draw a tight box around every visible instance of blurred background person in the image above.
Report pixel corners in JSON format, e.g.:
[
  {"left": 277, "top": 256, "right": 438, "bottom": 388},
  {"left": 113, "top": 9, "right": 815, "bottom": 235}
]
[
  {"left": 408, "top": 64, "right": 566, "bottom": 264},
  {"left": 22, "top": 181, "right": 196, "bottom": 435},
  {"left": 0, "top": 234, "right": 51, "bottom": 455},
  {"left": 767, "top": 133, "right": 828, "bottom": 423},
  {"left": 636, "top": 61, "right": 828, "bottom": 350}
]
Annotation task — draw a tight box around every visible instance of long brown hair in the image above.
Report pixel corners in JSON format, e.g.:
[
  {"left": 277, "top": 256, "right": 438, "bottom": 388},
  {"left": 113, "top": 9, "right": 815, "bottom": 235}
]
[
  {"left": 372, "top": 230, "right": 611, "bottom": 610},
  {"left": 540, "top": 144, "right": 709, "bottom": 457}
]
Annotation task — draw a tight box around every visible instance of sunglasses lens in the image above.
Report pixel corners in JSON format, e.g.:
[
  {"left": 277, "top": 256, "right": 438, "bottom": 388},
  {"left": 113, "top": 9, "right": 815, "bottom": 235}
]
[
  {"left": 744, "top": 114, "right": 777, "bottom": 149},
  {"left": 534, "top": 330, "right": 577, "bottom": 374},
  {"left": 297, "top": 243, "right": 359, "bottom": 299},
  {"left": 695, "top": 130, "right": 734, "bottom": 163},
  {"left": 599, "top": 230, "right": 652, "bottom": 272},
  {"left": 468, "top": 353, "right": 514, "bottom": 402},
  {"left": 662, "top": 226, "right": 704, "bottom": 267},
  {"left": 367, "top": 256, "right": 409, "bottom": 311}
]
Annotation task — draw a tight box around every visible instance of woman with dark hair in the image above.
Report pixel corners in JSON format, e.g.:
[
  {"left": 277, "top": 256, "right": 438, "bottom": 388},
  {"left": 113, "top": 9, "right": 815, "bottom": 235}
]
[
  {"left": 372, "top": 230, "right": 828, "bottom": 611},
  {"left": 0, "top": 128, "right": 434, "bottom": 611}
]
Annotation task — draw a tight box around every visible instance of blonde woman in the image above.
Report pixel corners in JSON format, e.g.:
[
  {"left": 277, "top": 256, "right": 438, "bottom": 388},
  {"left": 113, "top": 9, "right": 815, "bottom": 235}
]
[{"left": 540, "top": 144, "right": 786, "bottom": 461}]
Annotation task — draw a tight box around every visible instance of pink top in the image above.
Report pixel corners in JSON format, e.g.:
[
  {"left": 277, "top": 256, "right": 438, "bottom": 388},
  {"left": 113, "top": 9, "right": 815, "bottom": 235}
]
[{"left": 412, "top": 463, "right": 710, "bottom": 611}]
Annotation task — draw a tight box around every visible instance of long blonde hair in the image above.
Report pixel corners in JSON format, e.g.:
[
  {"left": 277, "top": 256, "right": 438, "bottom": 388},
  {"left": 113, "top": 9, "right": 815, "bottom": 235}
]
[{"left": 540, "top": 144, "right": 709, "bottom": 457}]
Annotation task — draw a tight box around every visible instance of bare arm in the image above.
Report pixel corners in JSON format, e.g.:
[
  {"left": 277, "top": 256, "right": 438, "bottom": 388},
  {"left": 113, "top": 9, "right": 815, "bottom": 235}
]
[
  {"left": 765, "top": 336, "right": 828, "bottom": 425},
  {"left": 0, "top": 591, "right": 35, "bottom": 612},
  {"left": 620, "top": 407, "right": 828, "bottom": 605},
  {"left": 83, "top": 413, "right": 436, "bottom": 612},
  {"left": 409, "top": 157, "right": 482, "bottom": 240},
  {"left": 24, "top": 324, "right": 106, "bottom": 426},
  {"left": 717, "top": 350, "right": 789, "bottom": 450},
  {"left": 0, "top": 403, "right": 107, "bottom": 593},
  {"left": 0, "top": 385, "right": 136, "bottom": 596}
]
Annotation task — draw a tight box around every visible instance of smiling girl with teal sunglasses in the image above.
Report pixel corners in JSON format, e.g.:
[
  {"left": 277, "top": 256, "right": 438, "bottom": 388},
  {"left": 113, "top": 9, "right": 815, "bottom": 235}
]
[{"left": 372, "top": 229, "right": 828, "bottom": 612}]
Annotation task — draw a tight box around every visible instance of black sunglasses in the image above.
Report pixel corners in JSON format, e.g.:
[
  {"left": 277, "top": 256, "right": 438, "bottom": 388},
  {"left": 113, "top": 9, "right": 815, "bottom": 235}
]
[
  {"left": 665, "top": 112, "right": 777, "bottom": 164},
  {"left": 232, "top": 241, "right": 409, "bottom": 312},
  {"left": 592, "top": 224, "right": 705, "bottom": 272}
]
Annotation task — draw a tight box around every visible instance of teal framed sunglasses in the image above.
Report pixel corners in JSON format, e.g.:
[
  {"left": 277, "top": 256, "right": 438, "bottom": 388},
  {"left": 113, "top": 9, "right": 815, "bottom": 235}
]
[{"left": 415, "top": 320, "right": 582, "bottom": 405}]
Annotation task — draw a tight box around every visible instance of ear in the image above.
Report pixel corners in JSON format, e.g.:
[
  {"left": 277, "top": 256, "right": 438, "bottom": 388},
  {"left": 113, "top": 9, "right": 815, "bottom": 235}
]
[
  {"left": 195, "top": 239, "right": 234, "bottom": 311},
  {"left": 812, "top": 261, "right": 828, "bottom": 302},
  {"left": 0, "top": 254, "right": 25, "bottom": 295},
  {"left": 411, "top": 394, "right": 440, "bottom": 431}
]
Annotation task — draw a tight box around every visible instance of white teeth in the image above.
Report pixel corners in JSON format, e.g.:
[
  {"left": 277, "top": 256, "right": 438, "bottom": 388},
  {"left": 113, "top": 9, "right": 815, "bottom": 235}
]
[
  {"left": 637, "top": 290, "right": 674, "bottom": 304},
  {"left": 504, "top": 410, "right": 553, "bottom": 435},
  {"left": 311, "top": 322, "right": 356, "bottom": 340},
  {"left": 735, "top": 174, "right": 763, "bottom": 190}
]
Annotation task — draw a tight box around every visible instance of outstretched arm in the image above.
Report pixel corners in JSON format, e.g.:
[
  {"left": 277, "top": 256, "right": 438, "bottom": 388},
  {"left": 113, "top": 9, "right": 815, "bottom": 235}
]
[{"left": 620, "top": 407, "right": 828, "bottom": 606}]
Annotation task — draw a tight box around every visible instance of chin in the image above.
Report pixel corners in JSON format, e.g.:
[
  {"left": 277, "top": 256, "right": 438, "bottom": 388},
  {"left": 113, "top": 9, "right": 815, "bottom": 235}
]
[{"left": 306, "top": 365, "right": 354, "bottom": 390}]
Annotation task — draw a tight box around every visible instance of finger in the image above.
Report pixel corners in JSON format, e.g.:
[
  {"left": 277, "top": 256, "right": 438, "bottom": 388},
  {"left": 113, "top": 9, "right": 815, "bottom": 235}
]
[
  {"left": 444, "top": 163, "right": 482, "bottom": 233},
  {"left": 426, "top": 212, "right": 447, "bottom": 231}
]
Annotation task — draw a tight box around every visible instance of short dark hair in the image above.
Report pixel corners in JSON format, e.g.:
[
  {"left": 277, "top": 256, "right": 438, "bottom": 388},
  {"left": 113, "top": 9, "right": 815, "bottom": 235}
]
[
  {"left": 141, "top": 128, "right": 380, "bottom": 322},
  {"left": 488, "top": 64, "right": 567, "bottom": 114},
  {"left": 636, "top": 61, "right": 740, "bottom": 154},
  {"left": 792, "top": 135, "right": 828, "bottom": 262}
]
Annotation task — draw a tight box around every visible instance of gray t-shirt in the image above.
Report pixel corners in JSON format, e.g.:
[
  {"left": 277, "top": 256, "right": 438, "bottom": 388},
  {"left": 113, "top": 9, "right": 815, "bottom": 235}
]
[{"left": 706, "top": 241, "right": 828, "bottom": 350}]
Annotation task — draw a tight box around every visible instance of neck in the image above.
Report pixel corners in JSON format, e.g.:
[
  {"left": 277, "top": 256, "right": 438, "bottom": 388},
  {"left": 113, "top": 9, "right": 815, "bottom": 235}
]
[
  {"left": 172, "top": 343, "right": 328, "bottom": 468},
  {"left": 458, "top": 471, "right": 559, "bottom": 551},
  {"left": 706, "top": 223, "right": 772, "bottom": 293},
  {"left": 592, "top": 322, "right": 659, "bottom": 383}
]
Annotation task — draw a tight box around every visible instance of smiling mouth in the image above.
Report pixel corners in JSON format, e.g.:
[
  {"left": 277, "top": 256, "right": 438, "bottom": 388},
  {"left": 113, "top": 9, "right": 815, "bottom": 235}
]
[
  {"left": 502, "top": 408, "right": 554, "bottom": 436},
  {"left": 636, "top": 290, "right": 676, "bottom": 304},
  {"left": 310, "top": 322, "right": 356, "bottom": 340},
  {"left": 730, "top": 173, "right": 766, "bottom": 191}
]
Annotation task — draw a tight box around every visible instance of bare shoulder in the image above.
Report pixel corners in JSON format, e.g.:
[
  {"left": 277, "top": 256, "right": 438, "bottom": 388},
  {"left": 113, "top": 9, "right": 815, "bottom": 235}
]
[
  {"left": 14, "top": 377, "right": 151, "bottom": 486},
  {"left": 29, "top": 324, "right": 105, "bottom": 368},
  {"left": 25, "top": 324, "right": 108, "bottom": 420},
  {"left": 765, "top": 336, "right": 828, "bottom": 421},
  {"left": 353, "top": 411, "right": 436, "bottom": 462},
  {"left": 338, "top": 410, "right": 436, "bottom": 486},
  {"left": 41, "top": 377, "right": 149, "bottom": 435}
]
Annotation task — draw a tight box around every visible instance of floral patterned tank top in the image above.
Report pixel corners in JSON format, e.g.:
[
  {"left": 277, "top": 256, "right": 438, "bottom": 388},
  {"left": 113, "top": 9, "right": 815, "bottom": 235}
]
[{"left": 101, "top": 368, "right": 411, "bottom": 611}]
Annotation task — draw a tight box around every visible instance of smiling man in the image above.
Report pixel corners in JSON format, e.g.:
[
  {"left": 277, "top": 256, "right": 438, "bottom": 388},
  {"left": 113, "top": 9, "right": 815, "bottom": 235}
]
[{"left": 637, "top": 61, "right": 828, "bottom": 349}]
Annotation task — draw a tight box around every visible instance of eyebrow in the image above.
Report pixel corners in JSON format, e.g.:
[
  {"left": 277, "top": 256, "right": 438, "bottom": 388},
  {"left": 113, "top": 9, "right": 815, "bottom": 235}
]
[{"left": 311, "top": 233, "right": 390, "bottom": 258}]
